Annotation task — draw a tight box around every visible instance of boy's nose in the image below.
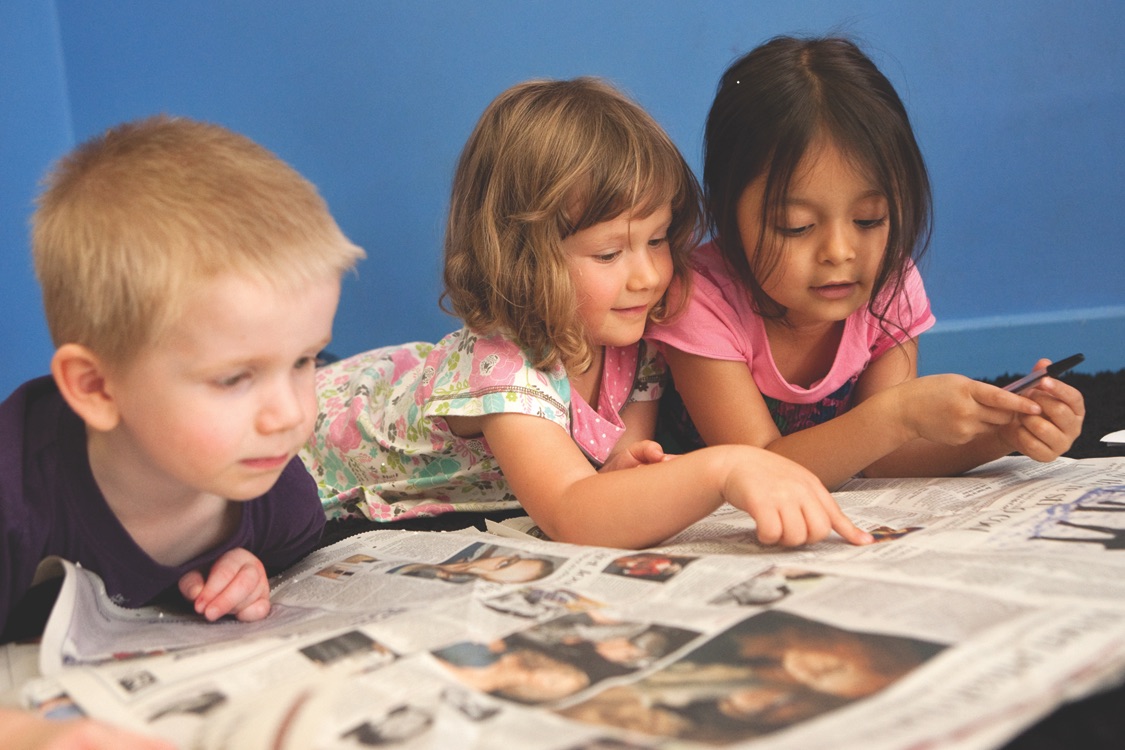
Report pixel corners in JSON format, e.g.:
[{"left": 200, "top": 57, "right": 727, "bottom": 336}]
[{"left": 258, "top": 378, "right": 308, "bottom": 434}]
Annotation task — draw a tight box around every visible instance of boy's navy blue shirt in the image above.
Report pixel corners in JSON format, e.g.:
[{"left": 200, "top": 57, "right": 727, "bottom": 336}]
[{"left": 0, "top": 376, "right": 325, "bottom": 639}]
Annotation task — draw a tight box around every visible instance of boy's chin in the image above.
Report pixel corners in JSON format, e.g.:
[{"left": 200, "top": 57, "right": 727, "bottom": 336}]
[{"left": 223, "top": 472, "right": 287, "bottom": 501}]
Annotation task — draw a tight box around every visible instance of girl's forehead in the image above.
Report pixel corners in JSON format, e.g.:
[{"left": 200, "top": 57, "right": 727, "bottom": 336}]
[{"left": 793, "top": 136, "right": 877, "bottom": 185}]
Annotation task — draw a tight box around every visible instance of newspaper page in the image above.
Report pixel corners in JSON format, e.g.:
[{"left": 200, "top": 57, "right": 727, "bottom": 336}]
[{"left": 18, "top": 456, "right": 1125, "bottom": 749}]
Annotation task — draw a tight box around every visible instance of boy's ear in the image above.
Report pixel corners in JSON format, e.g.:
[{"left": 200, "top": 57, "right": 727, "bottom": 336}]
[{"left": 50, "top": 344, "right": 121, "bottom": 432}]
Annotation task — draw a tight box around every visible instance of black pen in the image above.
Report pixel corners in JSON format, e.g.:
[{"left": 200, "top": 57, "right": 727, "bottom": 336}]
[{"left": 1002, "top": 353, "right": 1085, "bottom": 394}]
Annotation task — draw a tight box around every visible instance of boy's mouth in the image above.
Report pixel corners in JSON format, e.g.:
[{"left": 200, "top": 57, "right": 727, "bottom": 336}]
[{"left": 240, "top": 454, "right": 291, "bottom": 471}]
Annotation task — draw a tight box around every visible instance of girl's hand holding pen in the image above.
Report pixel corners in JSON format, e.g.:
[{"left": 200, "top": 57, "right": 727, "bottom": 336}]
[
  {"left": 892, "top": 374, "right": 1042, "bottom": 447},
  {"left": 998, "top": 358, "right": 1086, "bottom": 462}
]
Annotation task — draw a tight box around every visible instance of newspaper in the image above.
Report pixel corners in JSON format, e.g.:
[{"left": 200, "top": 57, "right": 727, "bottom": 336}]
[{"left": 18, "top": 456, "right": 1125, "bottom": 749}]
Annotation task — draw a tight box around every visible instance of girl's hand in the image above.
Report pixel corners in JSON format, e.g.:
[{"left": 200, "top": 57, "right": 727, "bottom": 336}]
[
  {"left": 721, "top": 448, "right": 873, "bottom": 547},
  {"left": 178, "top": 547, "right": 271, "bottom": 622},
  {"left": 897, "top": 374, "right": 1041, "bottom": 446},
  {"left": 999, "top": 359, "right": 1085, "bottom": 461},
  {"left": 600, "top": 439, "right": 672, "bottom": 472}
]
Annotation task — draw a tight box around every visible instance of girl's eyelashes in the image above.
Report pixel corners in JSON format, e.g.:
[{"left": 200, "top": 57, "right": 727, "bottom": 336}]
[
  {"left": 594, "top": 250, "right": 623, "bottom": 263},
  {"left": 855, "top": 216, "right": 888, "bottom": 229},
  {"left": 776, "top": 216, "right": 887, "bottom": 236},
  {"left": 647, "top": 236, "right": 669, "bottom": 248}
]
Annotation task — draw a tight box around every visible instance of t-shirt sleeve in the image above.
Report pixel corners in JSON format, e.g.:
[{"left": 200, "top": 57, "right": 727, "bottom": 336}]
[
  {"left": 420, "top": 332, "right": 570, "bottom": 430},
  {"left": 646, "top": 270, "right": 751, "bottom": 363},
  {"left": 868, "top": 263, "right": 937, "bottom": 361}
]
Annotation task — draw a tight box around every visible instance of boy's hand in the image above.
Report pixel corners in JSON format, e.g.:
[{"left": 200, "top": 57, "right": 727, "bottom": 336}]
[
  {"left": 722, "top": 448, "right": 873, "bottom": 547},
  {"left": 599, "top": 439, "right": 673, "bottom": 472},
  {"left": 1000, "top": 358, "right": 1086, "bottom": 461},
  {"left": 178, "top": 547, "right": 271, "bottom": 622}
]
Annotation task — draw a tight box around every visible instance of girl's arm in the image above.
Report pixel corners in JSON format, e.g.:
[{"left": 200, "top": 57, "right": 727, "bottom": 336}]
[
  {"left": 664, "top": 345, "right": 924, "bottom": 488},
  {"left": 859, "top": 351, "right": 1086, "bottom": 478},
  {"left": 846, "top": 340, "right": 1017, "bottom": 478},
  {"left": 477, "top": 411, "right": 871, "bottom": 549},
  {"left": 665, "top": 342, "right": 1077, "bottom": 488}
]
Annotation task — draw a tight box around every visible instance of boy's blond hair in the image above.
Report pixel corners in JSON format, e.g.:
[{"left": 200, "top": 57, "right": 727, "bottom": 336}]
[
  {"left": 442, "top": 78, "right": 702, "bottom": 371},
  {"left": 32, "top": 115, "right": 364, "bottom": 367}
]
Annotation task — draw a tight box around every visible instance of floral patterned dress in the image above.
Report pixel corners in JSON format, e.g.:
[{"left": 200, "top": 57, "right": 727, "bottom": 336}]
[{"left": 300, "top": 327, "right": 665, "bottom": 521}]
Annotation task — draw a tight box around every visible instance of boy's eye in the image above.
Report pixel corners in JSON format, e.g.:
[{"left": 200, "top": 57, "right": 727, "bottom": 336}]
[{"left": 214, "top": 372, "right": 250, "bottom": 389}]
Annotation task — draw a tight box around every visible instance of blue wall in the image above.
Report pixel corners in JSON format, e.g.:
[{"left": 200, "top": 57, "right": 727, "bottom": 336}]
[
  {"left": 2, "top": 1, "right": 1122, "bottom": 397},
  {"left": 0, "top": 3, "right": 72, "bottom": 393}
]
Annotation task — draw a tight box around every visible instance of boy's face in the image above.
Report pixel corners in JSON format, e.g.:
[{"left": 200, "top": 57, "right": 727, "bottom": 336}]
[{"left": 103, "top": 272, "right": 340, "bottom": 502}]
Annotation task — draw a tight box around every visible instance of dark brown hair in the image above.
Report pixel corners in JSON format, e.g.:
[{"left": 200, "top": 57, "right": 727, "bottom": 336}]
[{"left": 704, "top": 36, "right": 931, "bottom": 322}]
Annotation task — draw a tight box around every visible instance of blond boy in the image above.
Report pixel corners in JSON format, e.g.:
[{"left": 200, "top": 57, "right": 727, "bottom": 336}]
[
  {"left": 1, "top": 115, "right": 363, "bottom": 633},
  {"left": 0, "top": 115, "right": 363, "bottom": 746}
]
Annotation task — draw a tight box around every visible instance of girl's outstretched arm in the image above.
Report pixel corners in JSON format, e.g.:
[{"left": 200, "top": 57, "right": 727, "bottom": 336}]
[{"left": 478, "top": 411, "right": 871, "bottom": 549}]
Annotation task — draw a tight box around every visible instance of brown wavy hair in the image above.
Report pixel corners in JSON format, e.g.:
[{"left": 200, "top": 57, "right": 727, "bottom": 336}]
[{"left": 442, "top": 78, "right": 702, "bottom": 371}]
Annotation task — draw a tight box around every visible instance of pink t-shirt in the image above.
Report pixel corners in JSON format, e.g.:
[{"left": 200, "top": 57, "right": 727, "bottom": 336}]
[{"left": 647, "top": 241, "right": 935, "bottom": 437}]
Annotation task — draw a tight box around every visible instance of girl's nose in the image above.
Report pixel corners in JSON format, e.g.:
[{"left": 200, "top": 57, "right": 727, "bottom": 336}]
[
  {"left": 628, "top": 248, "right": 663, "bottom": 290},
  {"left": 818, "top": 223, "right": 856, "bottom": 265}
]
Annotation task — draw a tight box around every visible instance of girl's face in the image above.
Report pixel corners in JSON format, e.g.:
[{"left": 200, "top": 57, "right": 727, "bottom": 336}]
[
  {"left": 737, "top": 138, "right": 889, "bottom": 330},
  {"left": 562, "top": 204, "right": 674, "bottom": 349}
]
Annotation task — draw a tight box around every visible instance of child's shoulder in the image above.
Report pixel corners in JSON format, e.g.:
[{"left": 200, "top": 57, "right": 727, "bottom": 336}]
[
  {"left": 686, "top": 241, "right": 746, "bottom": 300},
  {"left": 440, "top": 327, "right": 568, "bottom": 391},
  {"left": 0, "top": 376, "right": 68, "bottom": 464}
]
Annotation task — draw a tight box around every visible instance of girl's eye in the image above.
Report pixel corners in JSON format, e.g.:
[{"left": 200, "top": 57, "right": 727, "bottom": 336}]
[
  {"left": 647, "top": 236, "right": 669, "bottom": 249},
  {"left": 855, "top": 216, "right": 888, "bottom": 230},
  {"left": 594, "top": 251, "right": 622, "bottom": 263},
  {"left": 778, "top": 224, "right": 812, "bottom": 237}
]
